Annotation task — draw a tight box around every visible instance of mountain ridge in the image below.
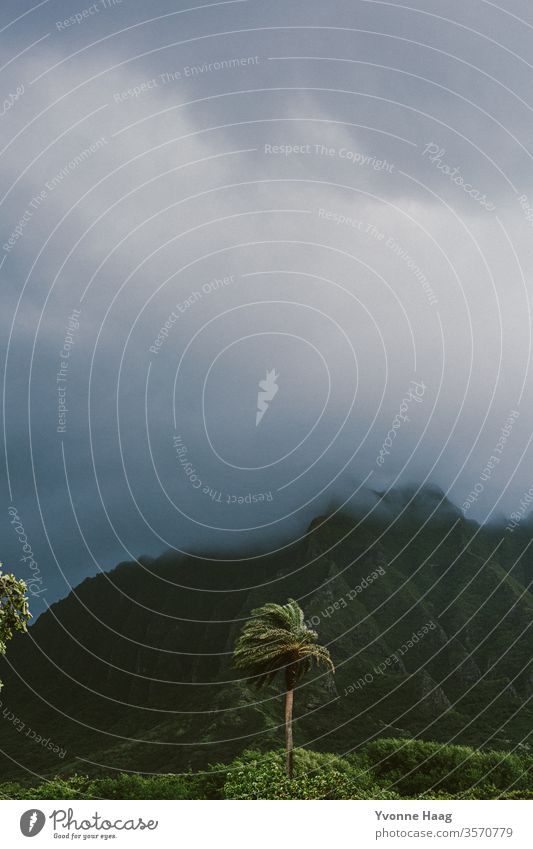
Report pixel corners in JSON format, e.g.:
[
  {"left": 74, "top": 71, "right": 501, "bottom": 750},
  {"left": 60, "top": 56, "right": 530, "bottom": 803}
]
[{"left": 0, "top": 485, "right": 531, "bottom": 780}]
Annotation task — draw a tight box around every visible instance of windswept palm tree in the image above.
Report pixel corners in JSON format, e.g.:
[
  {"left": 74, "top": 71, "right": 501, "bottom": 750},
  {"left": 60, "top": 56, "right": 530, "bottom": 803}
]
[{"left": 233, "top": 598, "right": 334, "bottom": 778}]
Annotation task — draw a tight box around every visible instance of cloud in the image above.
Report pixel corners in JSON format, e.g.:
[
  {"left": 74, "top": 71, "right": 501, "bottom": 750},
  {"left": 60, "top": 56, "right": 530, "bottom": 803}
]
[{"left": 2, "top": 1, "right": 533, "bottom": 609}]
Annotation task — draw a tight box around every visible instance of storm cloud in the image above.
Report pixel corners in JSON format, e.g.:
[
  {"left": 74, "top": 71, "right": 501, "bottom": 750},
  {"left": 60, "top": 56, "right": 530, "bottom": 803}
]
[{"left": 2, "top": 0, "right": 533, "bottom": 610}]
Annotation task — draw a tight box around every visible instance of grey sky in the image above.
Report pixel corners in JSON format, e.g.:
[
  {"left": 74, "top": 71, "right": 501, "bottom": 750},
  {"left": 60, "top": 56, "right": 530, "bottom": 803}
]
[{"left": 2, "top": 0, "right": 533, "bottom": 610}]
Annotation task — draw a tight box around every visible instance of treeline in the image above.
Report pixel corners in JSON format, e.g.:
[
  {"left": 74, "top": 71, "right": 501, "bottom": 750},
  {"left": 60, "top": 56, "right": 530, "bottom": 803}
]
[{"left": 1, "top": 738, "right": 531, "bottom": 800}]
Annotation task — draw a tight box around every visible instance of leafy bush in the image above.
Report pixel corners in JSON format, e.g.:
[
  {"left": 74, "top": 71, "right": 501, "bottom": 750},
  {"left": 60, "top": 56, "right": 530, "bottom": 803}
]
[
  {"left": 222, "top": 748, "right": 400, "bottom": 800},
  {"left": 1, "top": 739, "right": 530, "bottom": 799},
  {"left": 363, "top": 738, "right": 532, "bottom": 797},
  {"left": 0, "top": 772, "right": 201, "bottom": 800},
  {"left": 0, "top": 781, "right": 32, "bottom": 800},
  {"left": 0, "top": 775, "right": 92, "bottom": 800},
  {"left": 87, "top": 773, "right": 198, "bottom": 800},
  {"left": 498, "top": 789, "right": 533, "bottom": 800}
]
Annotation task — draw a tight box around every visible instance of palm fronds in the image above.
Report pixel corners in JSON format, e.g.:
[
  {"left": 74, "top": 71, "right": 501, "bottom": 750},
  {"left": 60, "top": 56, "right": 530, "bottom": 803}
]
[{"left": 233, "top": 598, "right": 334, "bottom": 688}]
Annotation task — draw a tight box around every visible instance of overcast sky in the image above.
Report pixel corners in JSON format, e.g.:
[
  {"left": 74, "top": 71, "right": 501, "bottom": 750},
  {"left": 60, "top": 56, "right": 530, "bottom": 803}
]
[{"left": 2, "top": 0, "right": 533, "bottom": 609}]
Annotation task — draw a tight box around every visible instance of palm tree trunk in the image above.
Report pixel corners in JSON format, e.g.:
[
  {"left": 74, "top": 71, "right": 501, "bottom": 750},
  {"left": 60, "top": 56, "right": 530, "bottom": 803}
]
[{"left": 285, "top": 686, "right": 294, "bottom": 779}]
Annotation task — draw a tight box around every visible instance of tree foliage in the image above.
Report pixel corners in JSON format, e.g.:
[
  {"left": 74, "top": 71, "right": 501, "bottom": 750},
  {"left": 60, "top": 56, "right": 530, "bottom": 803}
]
[
  {"left": 0, "top": 740, "right": 531, "bottom": 799},
  {"left": 233, "top": 598, "right": 334, "bottom": 687},
  {"left": 0, "top": 567, "right": 31, "bottom": 690},
  {"left": 233, "top": 598, "right": 334, "bottom": 778}
]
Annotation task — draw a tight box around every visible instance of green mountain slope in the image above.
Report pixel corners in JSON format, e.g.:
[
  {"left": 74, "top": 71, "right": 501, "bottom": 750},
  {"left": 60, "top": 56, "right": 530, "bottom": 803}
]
[{"left": 0, "top": 486, "right": 531, "bottom": 780}]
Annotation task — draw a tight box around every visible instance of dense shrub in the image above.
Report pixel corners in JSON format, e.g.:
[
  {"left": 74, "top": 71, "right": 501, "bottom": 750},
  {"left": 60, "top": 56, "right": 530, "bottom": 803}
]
[
  {"left": 222, "top": 749, "right": 400, "bottom": 800},
  {"left": 87, "top": 773, "right": 198, "bottom": 799},
  {"left": 0, "top": 781, "right": 33, "bottom": 800},
  {"left": 0, "top": 775, "right": 92, "bottom": 800},
  {"left": 1, "top": 739, "right": 530, "bottom": 799},
  {"left": 0, "top": 772, "right": 201, "bottom": 800},
  {"left": 363, "top": 738, "right": 532, "bottom": 797}
]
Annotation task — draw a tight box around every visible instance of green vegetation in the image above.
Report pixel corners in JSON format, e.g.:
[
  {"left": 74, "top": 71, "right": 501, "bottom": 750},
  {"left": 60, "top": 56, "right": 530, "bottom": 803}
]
[
  {"left": 233, "top": 598, "right": 334, "bottom": 777},
  {"left": 221, "top": 748, "right": 399, "bottom": 800},
  {"left": 0, "top": 739, "right": 530, "bottom": 800},
  {"left": 1, "top": 488, "right": 532, "bottom": 780},
  {"left": 0, "top": 567, "right": 30, "bottom": 691}
]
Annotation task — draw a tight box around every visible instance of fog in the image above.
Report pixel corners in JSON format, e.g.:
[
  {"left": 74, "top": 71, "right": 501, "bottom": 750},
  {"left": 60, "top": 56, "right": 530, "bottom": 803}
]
[{"left": 2, "top": 0, "right": 533, "bottom": 610}]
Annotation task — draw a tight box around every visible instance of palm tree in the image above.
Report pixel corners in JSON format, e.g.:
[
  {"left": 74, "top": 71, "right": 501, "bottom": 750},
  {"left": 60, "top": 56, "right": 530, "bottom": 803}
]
[{"left": 233, "top": 598, "right": 334, "bottom": 779}]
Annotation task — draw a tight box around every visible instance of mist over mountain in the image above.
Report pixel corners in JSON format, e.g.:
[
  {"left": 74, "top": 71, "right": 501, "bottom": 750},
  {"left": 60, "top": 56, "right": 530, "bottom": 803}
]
[
  {"left": 1, "top": 0, "right": 533, "bottom": 802},
  {"left": 3, "top": 0, "right": 533, "bottom": 616},
  {"left": 0, "top": 485, "right": 531, "bottom": 781}
]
